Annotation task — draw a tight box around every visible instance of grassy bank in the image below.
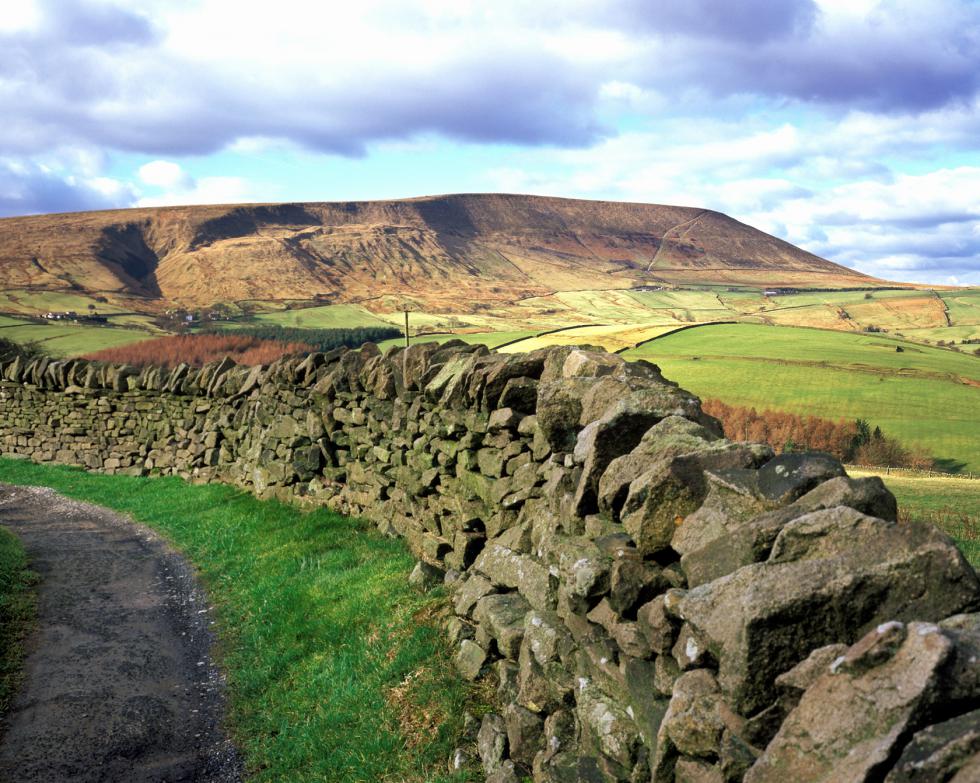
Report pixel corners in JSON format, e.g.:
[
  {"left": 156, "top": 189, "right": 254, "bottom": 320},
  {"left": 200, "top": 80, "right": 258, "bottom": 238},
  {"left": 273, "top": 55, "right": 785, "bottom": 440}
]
[
  {"left": 0, "top": 524, "right": 36, "bottom": 719},
  {"left": 848, "top": 468, "right": 980, "bottom": 568},
  {"left": 0, "top": 458, "right": 481, "bottom": 782}
]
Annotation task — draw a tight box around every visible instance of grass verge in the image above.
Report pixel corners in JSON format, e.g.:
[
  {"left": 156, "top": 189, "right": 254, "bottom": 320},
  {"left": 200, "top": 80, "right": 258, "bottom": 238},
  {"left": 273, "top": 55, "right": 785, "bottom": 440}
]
[
  {"left": 0, "top": 524, "right": 36, "bottom": 720},
  {"left": 0, "top": 458, "right": 482, "bottom": 782}
]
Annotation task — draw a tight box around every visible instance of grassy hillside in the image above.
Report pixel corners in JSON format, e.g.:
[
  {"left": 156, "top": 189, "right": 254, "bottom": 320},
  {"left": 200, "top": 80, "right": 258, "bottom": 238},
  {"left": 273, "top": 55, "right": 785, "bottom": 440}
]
[
  {"left": 624, "top": 323, "right": 980, "bottom": 472},
  {"left": 254, "top": 303, "right": 391, "bottom": 329},
  {"left": 0, "top": 458, "right": 483, "bottom": 782},
  {"left": 0, "top": 321, "right": 155, "bottom": 357}
]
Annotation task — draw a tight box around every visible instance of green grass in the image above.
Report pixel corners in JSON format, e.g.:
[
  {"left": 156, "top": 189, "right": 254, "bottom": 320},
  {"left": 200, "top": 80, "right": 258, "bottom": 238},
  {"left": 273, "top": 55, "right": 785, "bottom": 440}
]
[
  {"left": 0, "top": 524, "right": 36, "bottom": 718},
  {"left": 0, "top": 322, "right": 155, "bottom": 357},
  {"left": 0, "top": 459, "right": 481, "bottom": 782},
  {"left": 376, "top": 331, "right": 537, "bottom": 351},
  {"left": 625, "top": 323, "right": 980, "bottom": 472},
  {"left": 0, "top": 290, "right": 129, "bottom": 316},
  {"left": 848, "top": 468, "right": 980, "bottom": 568},
  {"left": 255, "top": 305, "right": 391, "bottom": 330},
  {"left": 942, "top": 289, "right": 980, "bottom": 325}
]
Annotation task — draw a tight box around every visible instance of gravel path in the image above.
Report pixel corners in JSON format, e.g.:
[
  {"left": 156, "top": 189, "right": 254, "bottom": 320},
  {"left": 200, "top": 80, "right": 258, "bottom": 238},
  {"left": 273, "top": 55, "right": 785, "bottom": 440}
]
[{"left": 0, "top": 484, "right": 243, "bottom": 782}]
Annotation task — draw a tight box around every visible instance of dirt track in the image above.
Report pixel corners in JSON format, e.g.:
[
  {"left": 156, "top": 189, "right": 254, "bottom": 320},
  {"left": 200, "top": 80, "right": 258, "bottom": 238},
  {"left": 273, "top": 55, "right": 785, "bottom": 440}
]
[{"left": 0, "top": 484, "right": 242, "bottom": 782}]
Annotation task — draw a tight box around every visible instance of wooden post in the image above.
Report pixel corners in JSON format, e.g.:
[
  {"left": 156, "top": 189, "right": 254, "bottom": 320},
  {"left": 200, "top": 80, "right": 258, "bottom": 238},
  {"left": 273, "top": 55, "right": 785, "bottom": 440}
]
[{"left": 404, "top": 309, "right": 410, "bottom": 348}]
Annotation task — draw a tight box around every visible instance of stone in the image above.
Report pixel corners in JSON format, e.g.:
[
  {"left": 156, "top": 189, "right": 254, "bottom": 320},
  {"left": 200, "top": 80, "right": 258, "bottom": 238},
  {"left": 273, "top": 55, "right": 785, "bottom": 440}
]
[
  {"left": 597, "top": 416, "right": 720, "bottom": 514},
  {"left": 474, "top": 593, "right": 531, "bottom": 660},
  {"left": 408, "top": 560, "right": 444, "bottom": 591},
  {"left": 486, "top": 760, "right": 521, "bottom": 783},
  {"left": 679, "top": 474, "right": 899, "bottom": 588},
  {"left": 609, "top": 557, "right": 662, "bottom": 615},
  {"left": 745, "top": 622, "right": 956, "bottom": 783},
  {"left": 674, "top": 759, "right": 724, "bottom": 783},
  {"left": 755, "top": 451, "right": 846, "bottom": 504},
  {"left": 499, "top": 376, "right": 539, "bottom": 414},
  {"left": 884, "top": 708, "right": 980, "bottom": 783},
  {"left": 536, "top": 379, "right": 592, "bottom": 452},
  {"left": 473, "top": 542, "right": 555, "bottom": 611},
  {"left": 577, "top": 683, "right": 642, "bottom": 771},
  {"left": 678, "top": 507, "right": 980, "bottom": 714},
  {"left": 478, "top": 713, "right": 509, "bottom": 775},
  {"left": 453, "top": 574, "right": 496, "bottom": 617},
  {"left": 524, "top": 609, "right": 576, "bottom": 665},
  {"left": 573, "top": 391, "right": 696, "bottom": 514},
  {"left": 505, "top": 703, "right": 544, "bottom": 767},
  {"left": 637, "top": 595, "right": 680, "bottom": 654},
  {"left": 489, "top": 407, "right": 523, "bottom": 433},
  {"left": 456, "top": 639, "right": 489, "bottom": 680},
  {"left": 659, "top": 669, "right": 728, "bottom": 758}
]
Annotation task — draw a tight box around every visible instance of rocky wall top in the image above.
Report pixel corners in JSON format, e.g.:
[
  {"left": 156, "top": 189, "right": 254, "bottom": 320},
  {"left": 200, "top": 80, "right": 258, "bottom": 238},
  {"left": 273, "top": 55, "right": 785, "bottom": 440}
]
[{"left": 1, "top": 342, "right": 979, "bottom": 783}]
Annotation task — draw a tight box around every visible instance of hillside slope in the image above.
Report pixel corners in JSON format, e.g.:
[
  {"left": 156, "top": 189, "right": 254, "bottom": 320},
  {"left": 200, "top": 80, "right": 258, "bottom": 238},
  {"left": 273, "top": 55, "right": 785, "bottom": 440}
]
[{"left": 0, "top": 194, "right": 880, "bottom": 311}]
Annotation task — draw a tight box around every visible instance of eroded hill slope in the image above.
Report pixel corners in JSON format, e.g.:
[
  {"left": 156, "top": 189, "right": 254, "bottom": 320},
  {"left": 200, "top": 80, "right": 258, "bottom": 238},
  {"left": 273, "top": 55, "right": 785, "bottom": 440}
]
[{"left": 0, "top": 193, "right": 879, "bottom": 311}]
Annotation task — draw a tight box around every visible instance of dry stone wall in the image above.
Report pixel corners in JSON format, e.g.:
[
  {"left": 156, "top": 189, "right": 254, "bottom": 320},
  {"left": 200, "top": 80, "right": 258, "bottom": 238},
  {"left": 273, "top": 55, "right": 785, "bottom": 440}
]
[{"left": 2, "top": 342, "right": 979, "bottom": 783}]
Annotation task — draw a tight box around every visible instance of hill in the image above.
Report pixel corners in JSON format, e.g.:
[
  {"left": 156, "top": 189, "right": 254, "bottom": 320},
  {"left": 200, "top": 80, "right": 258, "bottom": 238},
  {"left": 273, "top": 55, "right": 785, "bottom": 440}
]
[{"left": 0, "top": 194, "right": 882, "bottom": 313}]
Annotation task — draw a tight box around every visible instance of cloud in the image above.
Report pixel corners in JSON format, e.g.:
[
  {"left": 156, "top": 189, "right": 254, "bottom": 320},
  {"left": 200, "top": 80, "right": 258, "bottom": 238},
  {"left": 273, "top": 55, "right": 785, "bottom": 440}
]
[
  {"left": 0, "top": 0, "right": 978, "bottom": 164},
  {"left": 39, "top": 0, "right": 157, "bottom": 47},
  {"left": 134, "top": 172, "right": 263, "bottom": 207},
  {"left": 138, "top": 160, "right": 192, "bottom": 189},
  {"left": 618, "top": 0, "right": 818, "bottom": 44},
  {"left": 0, "top": 158, "right": 134, "bottom": 217}
]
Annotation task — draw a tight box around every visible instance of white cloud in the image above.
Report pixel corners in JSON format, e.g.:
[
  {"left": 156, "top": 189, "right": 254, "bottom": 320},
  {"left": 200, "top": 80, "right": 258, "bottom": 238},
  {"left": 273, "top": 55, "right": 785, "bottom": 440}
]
[
  {"left": 138, "top": 159, "right": 191, "bottom": 189},
  {"left": 135, "top": 175, "right": 255, "bottom": 207}
]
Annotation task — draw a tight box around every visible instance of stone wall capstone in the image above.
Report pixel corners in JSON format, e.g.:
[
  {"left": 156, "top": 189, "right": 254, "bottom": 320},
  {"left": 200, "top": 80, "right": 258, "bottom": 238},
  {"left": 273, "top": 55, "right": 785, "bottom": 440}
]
[{"left": 2, "top": 342, "right": 979, "bottom": 783}]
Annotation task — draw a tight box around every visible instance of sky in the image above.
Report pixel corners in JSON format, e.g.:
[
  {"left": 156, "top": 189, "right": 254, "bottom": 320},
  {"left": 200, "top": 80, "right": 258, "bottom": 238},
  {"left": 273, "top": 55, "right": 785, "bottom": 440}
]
[{"left": 1, "top": 1, "right": 979, "bottom": 286}]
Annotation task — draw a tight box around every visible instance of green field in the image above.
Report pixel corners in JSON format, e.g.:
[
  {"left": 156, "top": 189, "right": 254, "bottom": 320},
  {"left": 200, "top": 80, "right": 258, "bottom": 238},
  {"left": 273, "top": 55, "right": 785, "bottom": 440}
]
[
  {"left": 0, "top": 322, "right": 155, "bottom": 357},
  {"left": 0, "top": 458, "right": 483, "bottom": 782},
  {"left": 255, "top": 304, "right": 392, "bottom": 329},
  {"left": 0, "top": 289, "right": 129, "bottom": 316},
  {"left": 377, "top": 330, "right": 537, "bottom": 351},
  {"left": 625, "top": 323, "right": 980, "bottom": 472},
  {"left": 849, "top": 468, "right": 980, "bottom": 567}
]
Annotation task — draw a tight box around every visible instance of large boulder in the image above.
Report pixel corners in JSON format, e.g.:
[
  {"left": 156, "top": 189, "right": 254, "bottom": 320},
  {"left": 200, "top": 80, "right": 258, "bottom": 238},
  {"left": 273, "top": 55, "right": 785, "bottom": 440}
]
[
  {"left": 679, "top": 475, "right": 899, "bottom": 588},
  {"left": 677, "top": 507, "right": 980, "bottom": 714},
  {"left": 747, "top": 619, "right": 980, "bottom": 783}
]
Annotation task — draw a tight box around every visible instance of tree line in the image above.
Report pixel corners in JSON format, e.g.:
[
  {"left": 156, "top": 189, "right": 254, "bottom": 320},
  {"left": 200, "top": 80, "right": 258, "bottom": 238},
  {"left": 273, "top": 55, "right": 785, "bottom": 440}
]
[{"left": 201, "top": 324, "right": 401, "bottom": 352}]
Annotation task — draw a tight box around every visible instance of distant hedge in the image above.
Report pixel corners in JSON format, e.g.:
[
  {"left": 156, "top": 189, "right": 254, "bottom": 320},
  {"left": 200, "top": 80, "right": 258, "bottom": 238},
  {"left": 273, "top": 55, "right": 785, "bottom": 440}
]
[{"left": 205, "top": 324, "right": 401, "bottom": 352}]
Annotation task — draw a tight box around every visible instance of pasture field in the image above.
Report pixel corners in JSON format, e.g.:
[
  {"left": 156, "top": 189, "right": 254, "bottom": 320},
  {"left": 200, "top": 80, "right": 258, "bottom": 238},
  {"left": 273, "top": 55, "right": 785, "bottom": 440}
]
[
  {"left": 254, "top": 303, "right": 392, "bottom": 329},
  {"left": 848, "top": 468, "right": 980, "bottom": 568},
  {"left": 103, "top": 313, "right": 167, "bottom": 332},
  {"left": 0, "top": 458, "right": 482, "bottom": 783},
  {"left": 377, "top": 330, "right": 538, "bottom": 351},
  {"left": 0, "top": 322, "right": 155, "bottom": 357},
  {"left": 0, "top": 289, "right": 129, "bottom": 316},
  {"left": 624, "top": 323, "right": 980, "bottom": 472},
  {"left": 498, "top": 323, "right": 681, "bottom": 353}
]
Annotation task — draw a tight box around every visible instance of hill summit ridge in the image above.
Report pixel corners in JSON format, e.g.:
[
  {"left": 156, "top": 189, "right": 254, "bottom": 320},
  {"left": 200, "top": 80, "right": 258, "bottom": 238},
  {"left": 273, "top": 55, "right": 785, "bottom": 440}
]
[{"left": 0, "top": 193, "right": 876, "bottom": 310}]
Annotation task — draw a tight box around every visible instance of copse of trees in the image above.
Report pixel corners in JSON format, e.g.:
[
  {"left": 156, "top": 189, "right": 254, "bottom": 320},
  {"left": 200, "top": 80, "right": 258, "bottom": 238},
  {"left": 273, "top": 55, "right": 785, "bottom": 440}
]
[
  {"left": 202, "top": 324, "right": 401, "bottom": 352},
  {"left": 84, "top": 334, "right": 314, "bottom": 368},
  {"left": 703, "top": 399, "right": 935, "bottom": 470}
]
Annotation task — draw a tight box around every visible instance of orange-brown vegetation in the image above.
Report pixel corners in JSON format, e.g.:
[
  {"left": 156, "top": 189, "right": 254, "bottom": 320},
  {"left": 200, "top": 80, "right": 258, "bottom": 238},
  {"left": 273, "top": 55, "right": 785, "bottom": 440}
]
[
  {"left": 704, "top": 398, "right": 935, "bottom": 469},
  {"left": 704, "top": 399, "right": 859, "bottom": 461},
  {"left": 83, "top": 333, "right": 311, "bottom": 368}
]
